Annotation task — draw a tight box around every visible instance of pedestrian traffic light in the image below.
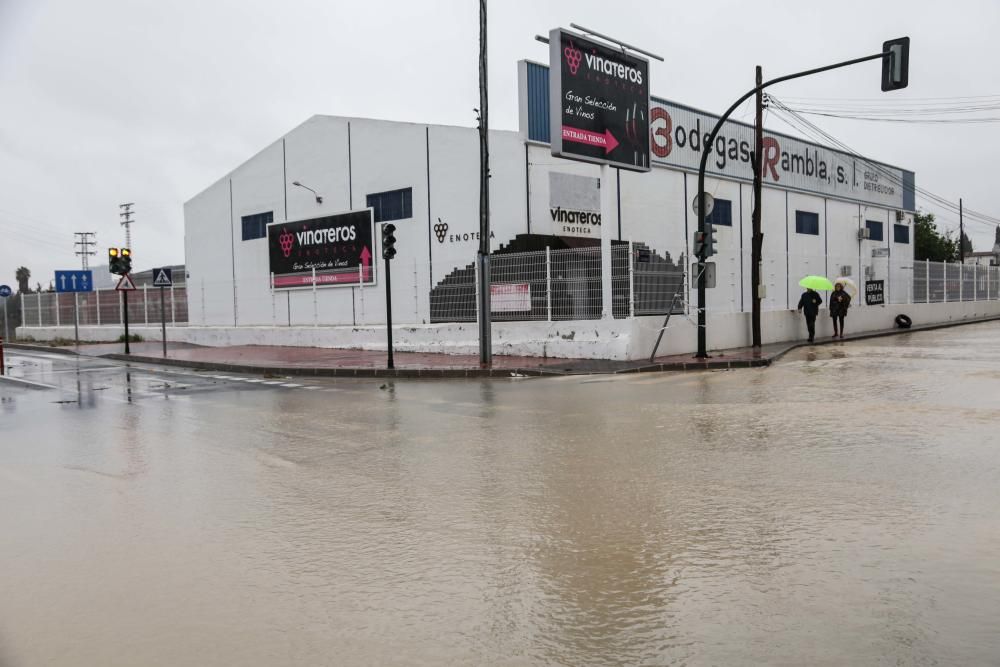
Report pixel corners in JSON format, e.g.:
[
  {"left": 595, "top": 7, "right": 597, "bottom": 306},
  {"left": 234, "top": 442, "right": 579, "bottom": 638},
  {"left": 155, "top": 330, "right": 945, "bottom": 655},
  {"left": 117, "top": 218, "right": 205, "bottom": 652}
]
[
  {"left": 693, "top": 225, "right": 716, "bottom": 260},
  {"left": 108, "top": 247, "right": 122, "bottom": 275},
  {"left": 120, "top": 248, "right": 133, "bottom": 274},
  {"left": 881, "top": 36, "right": 909, "bottom": 91},
  {"left": 381, "top": 224, "right": 397, "bottom": 260}
]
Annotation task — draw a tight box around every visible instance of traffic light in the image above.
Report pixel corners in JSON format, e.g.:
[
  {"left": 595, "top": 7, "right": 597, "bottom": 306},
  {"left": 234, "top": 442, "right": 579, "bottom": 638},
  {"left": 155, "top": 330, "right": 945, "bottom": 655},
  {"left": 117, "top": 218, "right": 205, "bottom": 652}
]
[
  {"left": 108, "top": 247, "right": 121, "bottom": 275},
  {"left": 120, "top": 248, "right": 132, "bottom": 274},
  {"left": 881, "top": 37, "right": 909, "bottom": 91},
  {"left": 693, "top": 225, "right": 716, "bottom": 260},
  {"left": 381, "top": 224, "right": 397, "bottom": 260}
]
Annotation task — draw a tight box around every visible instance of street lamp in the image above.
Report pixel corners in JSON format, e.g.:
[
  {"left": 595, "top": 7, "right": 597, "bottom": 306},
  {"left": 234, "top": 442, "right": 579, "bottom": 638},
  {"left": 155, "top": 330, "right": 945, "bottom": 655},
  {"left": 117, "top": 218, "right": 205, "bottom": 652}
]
[{"left": 291, "top": 181, "right": 323, "bottom": 204}]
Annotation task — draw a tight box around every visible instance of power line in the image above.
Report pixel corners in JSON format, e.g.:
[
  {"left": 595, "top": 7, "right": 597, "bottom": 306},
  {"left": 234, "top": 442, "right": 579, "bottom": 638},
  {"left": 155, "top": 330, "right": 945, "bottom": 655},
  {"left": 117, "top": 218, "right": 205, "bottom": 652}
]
[{"left": 120, "top": 202, "right": 135, "bottom": 251}]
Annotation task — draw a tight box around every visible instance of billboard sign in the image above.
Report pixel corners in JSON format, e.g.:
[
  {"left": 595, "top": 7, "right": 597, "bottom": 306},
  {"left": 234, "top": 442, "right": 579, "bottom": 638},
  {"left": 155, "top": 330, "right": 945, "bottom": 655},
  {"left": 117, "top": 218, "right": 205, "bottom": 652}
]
[
  {"left": 549, "top": 28, "right": 650, "bottom": 172},
  {"left": 648, "top": 99, "right": 909, "bottom": 210},
  {"left": 490, "top": 283, "right": 531, "bottom": 312},
  {"left": 267, "top": 209, "right": 376, "bottom": 289}
]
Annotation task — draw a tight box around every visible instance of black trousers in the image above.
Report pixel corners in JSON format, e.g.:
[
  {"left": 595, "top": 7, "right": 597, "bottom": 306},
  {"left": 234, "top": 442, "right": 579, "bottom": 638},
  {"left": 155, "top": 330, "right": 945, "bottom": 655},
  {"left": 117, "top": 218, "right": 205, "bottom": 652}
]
[
  {"left": 805, "top": 314, "right": 816, "bottom": 341},
  {"left": 832, "top": 314, "right": 845, "bottom": 333}
]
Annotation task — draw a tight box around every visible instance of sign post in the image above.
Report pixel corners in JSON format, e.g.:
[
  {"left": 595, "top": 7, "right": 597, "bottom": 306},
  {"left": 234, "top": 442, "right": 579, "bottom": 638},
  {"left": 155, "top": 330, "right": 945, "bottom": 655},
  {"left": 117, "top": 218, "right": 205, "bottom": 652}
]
[
  {"left": 0, "top": 284, "right": 11, "bottom": 342},
  {"left": 54, "top": 271, "right": 93, "bottom": 348},
  {"left": 115, "top": 273, "right": 137, "bottom": 354},
  {"left": 152, "top": 268, "right": 173, "bottom": 357}
]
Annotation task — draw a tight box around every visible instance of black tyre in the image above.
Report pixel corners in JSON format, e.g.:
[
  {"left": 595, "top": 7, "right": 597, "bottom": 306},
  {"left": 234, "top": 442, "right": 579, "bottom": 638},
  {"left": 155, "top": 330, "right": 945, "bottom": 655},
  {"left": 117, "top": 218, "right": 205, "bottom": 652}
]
[{"left": 895, "top": 314, "right": 912, "bottom": 329}]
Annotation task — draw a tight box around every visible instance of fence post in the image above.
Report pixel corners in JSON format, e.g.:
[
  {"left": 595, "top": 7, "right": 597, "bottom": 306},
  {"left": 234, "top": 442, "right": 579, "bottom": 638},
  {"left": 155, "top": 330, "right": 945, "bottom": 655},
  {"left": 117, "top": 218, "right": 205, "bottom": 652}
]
[
  {"left": 628, "top": 239, "right": 635, "bottom": 318},
  {"left": 926, "top": 259, "right": 930, "bottom": 303},
  {"left": 546, "top": 246, "right": 552, "bottom": 322},
  {"left": 357, "top": 264, "right": 364, "bottom": 325},
  {"left": 474, "top": 256, "right": 481, "bottom": 323},
  {"left": 21, "top": 293, "right": 25, "bottom": 330},
  {"left": 959, "top": 263, "right": 963, "bottom": 302},
  {"left": 989, "top": 266, "right": 992, "bottom": 301},
  {"left": 943, "top": 262, "right": 948, "bottom": 303},
  {"left": 312, "top": 267, "right": 318, "bottom": 327},
  {"left": 37, "top": 292, "right": 42, "bottom": 327},
  {"left": 96, "top": 289, "right": 101, "bottom": 326},
  {"left": 143, "top": 284, "right": 149, "bottom": 324},
  {"left": 975, "top": 264, "right": 979, "bottom": 301},
  {"left": 55, "top": 293, "right": 60, "bottom": 327},
  {"left": 270, "top": 273, "right": 276, "bottom": 326},
  {"left": 170, "top": 285, "right": 176, "bottom": 324}
]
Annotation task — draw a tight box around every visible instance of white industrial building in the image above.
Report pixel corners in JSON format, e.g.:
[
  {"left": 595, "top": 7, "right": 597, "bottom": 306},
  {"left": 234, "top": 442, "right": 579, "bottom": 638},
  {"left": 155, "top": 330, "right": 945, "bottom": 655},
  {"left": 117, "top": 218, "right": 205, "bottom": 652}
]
[{"left": 179, "top": 59, "right": 933, "bottom": 359}]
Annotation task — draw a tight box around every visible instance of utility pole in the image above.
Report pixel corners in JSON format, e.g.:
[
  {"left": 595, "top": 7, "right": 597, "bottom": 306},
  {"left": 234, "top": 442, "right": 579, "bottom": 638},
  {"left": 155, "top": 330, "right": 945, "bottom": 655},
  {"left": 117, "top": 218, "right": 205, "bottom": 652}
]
[
  {"left": 751, "top": 66, "right": 764, "bottom": 348},
  {"left": 476, "top": 0, "right": 492, "bottom": 367},
  {"left": 74, "top": 232, "right": 97, "bottom": 269},
  {"left": 959, "top": 197, "right": 965, "bottom": 264},
  {"left": 119, "top": 203, "right": 135, "bottom": 250}
]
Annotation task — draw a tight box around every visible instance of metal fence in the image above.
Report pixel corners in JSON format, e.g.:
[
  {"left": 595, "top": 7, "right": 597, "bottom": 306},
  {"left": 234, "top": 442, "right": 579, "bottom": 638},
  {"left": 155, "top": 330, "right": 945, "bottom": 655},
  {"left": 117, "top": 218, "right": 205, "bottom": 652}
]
[
  {"left": 912, "top": 259, "right": 1000, "bottom": 304},
  {"left": 20, "top": 285, "right": 188, "bottom": 328},
  {"left": 429, "top": 245, "right": 685, "bottom": 323}
]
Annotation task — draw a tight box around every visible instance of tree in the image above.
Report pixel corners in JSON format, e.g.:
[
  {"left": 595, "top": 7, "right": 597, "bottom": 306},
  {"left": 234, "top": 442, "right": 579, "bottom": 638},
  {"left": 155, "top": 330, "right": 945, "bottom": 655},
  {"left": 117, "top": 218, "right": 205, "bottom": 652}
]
[
  {"left": 914, "top": 211, "right": 957, "bottom": 262},
  {"left": 15, "top": 266, "right": 30, "bottom": 294},
  {"left": 960, "top": 231, "right": 974, "bottom": 256}
]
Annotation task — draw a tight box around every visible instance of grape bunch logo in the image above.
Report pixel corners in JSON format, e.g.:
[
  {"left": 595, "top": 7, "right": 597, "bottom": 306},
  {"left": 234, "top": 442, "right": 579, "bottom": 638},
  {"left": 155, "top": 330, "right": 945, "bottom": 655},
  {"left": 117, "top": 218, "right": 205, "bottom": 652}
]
[
  {"left": 433, "top": 220, "right": 449, "bottom": 243},
  {"left": 278, "top": 229, "right": 295, "bottom": 258},
  {"left": 564, "top": 40, "right": 582, "bottom": 75}
]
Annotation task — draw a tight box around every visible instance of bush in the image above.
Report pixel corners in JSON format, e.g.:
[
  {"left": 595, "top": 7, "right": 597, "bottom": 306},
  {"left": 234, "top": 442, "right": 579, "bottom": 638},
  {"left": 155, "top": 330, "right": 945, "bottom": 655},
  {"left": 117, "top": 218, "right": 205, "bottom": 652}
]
[{"left": 117, "top": 333, "right": 144, "bottom": 343}]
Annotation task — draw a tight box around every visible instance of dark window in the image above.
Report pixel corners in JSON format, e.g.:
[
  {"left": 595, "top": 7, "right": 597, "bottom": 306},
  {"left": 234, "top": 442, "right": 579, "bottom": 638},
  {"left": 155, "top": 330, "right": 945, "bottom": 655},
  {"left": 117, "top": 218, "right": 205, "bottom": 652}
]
[
  {"left": 366, "top": 188, "right": 413, "bottom": 222},
  {"left": 866, "top": 220, "right": 884, "bottom": 241},
  {"left": 706, "top": 198, "right": 732, "bottom": 227},
  {"left": 241, "top": 211, "right": 273, "bottom": 241},
  {"left": 894, "top": 224, "right": 910, "bottom": 244},
  {"left": 795, "top": 210, "right": 819, "bottom": 235}
]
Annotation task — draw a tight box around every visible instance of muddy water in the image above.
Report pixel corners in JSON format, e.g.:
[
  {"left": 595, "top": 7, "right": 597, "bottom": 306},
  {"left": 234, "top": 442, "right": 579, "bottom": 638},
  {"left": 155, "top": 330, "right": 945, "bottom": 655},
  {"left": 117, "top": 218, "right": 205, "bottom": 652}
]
[{"left": 2, "top": 324, "right": 1000, "bottom": 665}]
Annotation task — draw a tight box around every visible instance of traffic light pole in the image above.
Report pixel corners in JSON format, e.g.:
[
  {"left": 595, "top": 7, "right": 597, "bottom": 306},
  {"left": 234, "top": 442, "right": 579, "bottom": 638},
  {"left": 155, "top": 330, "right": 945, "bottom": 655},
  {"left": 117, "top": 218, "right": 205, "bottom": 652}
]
[
  {"left": 384, "top": 256, "right": 394, "bottom": 369},
  {"left": 696, "top": 49, "right": 891, "bottom": 358},
  {"left": 122, "top": 290, "right": 130, "bottom": 355}
]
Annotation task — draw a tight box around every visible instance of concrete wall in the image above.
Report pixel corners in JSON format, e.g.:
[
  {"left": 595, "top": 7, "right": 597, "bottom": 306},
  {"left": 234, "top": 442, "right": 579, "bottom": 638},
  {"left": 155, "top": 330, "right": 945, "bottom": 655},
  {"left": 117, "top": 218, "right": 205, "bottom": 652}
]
[{"left": 20, "top": 299, "right": 1000, "bottom": 362}]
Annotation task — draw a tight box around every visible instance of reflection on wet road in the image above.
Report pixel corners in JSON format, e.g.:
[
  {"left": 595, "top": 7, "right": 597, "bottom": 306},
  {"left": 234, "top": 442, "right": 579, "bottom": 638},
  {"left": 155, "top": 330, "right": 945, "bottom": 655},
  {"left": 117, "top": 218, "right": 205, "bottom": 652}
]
[{"left": 2, "top": 323, "right": 1000, "bottom": 666}]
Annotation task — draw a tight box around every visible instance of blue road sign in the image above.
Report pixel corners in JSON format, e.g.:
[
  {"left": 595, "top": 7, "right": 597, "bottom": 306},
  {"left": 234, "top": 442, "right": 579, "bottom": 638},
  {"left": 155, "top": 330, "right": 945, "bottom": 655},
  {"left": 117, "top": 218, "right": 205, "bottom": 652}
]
[
  {"left": 54, "top": 270, "right": 94, "bottom": 293},
  {"left": 0, "top": 285, "right": 11, "bottom": 298}
]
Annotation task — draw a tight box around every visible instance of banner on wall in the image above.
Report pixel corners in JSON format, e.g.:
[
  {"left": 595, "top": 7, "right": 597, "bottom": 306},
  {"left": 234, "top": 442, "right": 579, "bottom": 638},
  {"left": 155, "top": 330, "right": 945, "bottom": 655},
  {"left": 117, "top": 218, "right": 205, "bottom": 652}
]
[{"left": 267, "top": 209, "right": 376, "bottom": 289}]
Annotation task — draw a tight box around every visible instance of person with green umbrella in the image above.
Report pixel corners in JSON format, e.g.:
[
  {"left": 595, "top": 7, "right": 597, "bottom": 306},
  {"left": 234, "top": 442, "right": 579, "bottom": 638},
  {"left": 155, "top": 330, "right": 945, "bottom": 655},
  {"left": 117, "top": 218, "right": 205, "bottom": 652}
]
[
  {"left": 796, "top": 275, "right": 832, "bottom": 343},
  {"left": 796, "top": 288, "right": 823, "bottom": 343},
  {"left": 830, "top": 281, "right": 852, "bottom": 339}
]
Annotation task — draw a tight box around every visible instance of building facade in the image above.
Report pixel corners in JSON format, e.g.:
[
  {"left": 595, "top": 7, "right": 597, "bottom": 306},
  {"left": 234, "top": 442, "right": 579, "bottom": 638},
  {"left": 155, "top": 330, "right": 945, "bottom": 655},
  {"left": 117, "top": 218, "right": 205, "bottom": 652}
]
[{"left": 183, "top": 59, "right": 917, "bottom": 346}]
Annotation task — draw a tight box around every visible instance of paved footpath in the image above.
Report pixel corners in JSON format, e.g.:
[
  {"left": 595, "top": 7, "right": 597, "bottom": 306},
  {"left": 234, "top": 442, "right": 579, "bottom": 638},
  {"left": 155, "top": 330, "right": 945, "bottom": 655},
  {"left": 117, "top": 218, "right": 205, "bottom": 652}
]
[{"left": 7, "top": 315, "right": 998, "bottom": 378}]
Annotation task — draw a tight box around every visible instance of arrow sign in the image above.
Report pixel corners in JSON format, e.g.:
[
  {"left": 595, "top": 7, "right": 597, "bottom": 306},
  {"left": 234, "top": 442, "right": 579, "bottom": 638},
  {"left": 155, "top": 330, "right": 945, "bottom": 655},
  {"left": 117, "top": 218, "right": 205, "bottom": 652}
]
[
  {"left": 115, "top": 273, "right": 137, "bottom": 291},
  {"left": 54, "top": 270, "right": 93, "bottom": 293},
  {"left": 561, "top": 126, "right": 619, "bottom": 154},
  {"left": 360, "top": 246, "right": 371, "bottom": 281}
]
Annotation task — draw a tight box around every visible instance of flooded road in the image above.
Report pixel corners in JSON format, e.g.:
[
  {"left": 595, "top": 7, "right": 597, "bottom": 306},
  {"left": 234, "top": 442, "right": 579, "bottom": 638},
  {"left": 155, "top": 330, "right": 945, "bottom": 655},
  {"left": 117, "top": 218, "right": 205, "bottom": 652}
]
[{"left": 2, "top": 324, "right": 1000, "bottom": 666}]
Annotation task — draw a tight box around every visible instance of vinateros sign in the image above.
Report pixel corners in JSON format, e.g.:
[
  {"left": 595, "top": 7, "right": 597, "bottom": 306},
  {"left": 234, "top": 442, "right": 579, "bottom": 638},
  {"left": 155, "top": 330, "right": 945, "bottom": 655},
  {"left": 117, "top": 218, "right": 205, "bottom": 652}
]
[
  {"left": 549, "top": 28, "right": 650, "bottom": 172},
  {"left": 267, "top": 209, "right": 376, "bottom": 289}
]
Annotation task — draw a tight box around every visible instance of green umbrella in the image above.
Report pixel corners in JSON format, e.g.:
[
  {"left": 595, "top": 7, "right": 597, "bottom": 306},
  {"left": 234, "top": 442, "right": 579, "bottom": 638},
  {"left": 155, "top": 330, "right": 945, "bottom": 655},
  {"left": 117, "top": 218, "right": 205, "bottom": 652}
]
[{"left": 799, "top": 275, "right": 834, "bottom": 291}]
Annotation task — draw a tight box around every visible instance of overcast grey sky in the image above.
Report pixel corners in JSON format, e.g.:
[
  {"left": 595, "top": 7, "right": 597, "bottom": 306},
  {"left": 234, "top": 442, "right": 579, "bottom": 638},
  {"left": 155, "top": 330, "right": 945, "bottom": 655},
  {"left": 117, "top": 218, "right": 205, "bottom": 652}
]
[{"left": 2, "top": 0, "right": 998, "bottom": 286}]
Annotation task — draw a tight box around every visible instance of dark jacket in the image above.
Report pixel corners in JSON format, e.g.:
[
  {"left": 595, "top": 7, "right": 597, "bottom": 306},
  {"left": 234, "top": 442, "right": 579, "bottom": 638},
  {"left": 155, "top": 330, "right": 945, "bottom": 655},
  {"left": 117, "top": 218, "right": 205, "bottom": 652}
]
[
  {"left": 830, "top": 289, "right": 852, "bottom": 317},
  {"left": 797, "top": 291, "right": 822, "bottom": 318}
]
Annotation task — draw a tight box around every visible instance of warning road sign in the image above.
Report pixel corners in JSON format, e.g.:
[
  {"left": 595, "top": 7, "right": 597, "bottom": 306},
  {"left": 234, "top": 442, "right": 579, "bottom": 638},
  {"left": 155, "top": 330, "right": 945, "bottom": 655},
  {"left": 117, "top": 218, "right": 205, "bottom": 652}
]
[
  {"left": 152, "top": 267, "right": 173, "bottom": 287},
  {"left": 115, "top": 273, "right": 137, "bottom": 291}
]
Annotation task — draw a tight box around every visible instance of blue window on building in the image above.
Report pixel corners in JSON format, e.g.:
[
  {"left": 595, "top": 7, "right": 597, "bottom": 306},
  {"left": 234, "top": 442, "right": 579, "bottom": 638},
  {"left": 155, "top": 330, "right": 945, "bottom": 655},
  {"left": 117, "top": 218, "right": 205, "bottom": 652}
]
[
  {"left": 866, "top": 220, "right": 884, "bottom": 241},
  {"left": 241, "top": 211, "right": 273, "bottom": 241},
  {"left": 795, "top": 211, "right": 819, "bottom": 235},
  {"left": 894, "top": 224, "right": 910, "bottom": 244},
  {"left": 367, "top": 188, "right": 413, "bottom": 223},
  {"left": 706, "top": 198, "right": 732, "bottom": 227}
]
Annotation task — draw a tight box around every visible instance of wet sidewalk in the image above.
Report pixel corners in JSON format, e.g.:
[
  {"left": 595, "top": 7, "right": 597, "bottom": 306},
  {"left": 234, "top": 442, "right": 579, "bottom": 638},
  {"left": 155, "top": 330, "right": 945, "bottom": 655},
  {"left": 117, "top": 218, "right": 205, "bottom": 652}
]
[{"left": 8, "top": 314, "right": 999, "bottom": 378}]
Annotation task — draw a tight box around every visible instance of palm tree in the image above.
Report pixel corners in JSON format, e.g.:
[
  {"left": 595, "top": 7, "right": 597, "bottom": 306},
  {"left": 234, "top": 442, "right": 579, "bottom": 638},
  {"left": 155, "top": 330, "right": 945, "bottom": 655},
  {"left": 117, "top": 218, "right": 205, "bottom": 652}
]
[{"left": 15, "top": 266, "right": 30, "bottom": 294}]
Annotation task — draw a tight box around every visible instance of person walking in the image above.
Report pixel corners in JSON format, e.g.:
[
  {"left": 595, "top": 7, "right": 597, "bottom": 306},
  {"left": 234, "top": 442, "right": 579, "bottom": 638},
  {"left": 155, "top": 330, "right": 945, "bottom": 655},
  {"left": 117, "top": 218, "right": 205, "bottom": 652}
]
[
  {"left": 830, "top": 282, "right": 852, "bottom": 339},
  {"left": 796, "top": 288, "right": 823, "bottom": 343}
]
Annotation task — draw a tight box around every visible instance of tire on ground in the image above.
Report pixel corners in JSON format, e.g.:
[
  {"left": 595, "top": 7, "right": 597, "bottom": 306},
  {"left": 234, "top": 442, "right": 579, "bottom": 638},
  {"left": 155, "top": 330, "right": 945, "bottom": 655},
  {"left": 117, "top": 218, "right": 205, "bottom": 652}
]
[{"left": 895, "top": 314, "right": 912, "bottom": 329}]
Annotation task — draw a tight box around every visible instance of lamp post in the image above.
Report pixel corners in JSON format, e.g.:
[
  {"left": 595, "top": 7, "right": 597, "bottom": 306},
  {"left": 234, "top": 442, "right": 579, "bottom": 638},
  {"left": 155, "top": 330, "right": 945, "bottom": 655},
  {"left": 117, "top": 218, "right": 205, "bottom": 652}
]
[{"left": 291, "top": 181, "right": 323, "bottom": 204}]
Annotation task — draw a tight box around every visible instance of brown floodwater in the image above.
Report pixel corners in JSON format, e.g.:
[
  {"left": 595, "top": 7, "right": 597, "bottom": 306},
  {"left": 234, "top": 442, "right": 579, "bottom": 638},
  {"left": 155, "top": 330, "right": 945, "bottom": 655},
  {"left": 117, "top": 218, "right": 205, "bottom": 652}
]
[{"left": 1, "top": 323, "right": 999, "bottom": 665}]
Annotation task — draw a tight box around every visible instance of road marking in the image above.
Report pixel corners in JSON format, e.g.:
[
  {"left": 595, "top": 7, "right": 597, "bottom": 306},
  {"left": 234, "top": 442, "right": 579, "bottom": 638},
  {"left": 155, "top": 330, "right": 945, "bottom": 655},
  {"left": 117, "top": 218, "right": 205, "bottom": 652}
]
[
  {"left": 261, "top": 381, "right": 283, "bottom": 385},
  {"left": 280, "top": 383, "right": 302, "bottom": 388},
  {"left": 0, "top": 376, "right": 59, "bottom": 390}
]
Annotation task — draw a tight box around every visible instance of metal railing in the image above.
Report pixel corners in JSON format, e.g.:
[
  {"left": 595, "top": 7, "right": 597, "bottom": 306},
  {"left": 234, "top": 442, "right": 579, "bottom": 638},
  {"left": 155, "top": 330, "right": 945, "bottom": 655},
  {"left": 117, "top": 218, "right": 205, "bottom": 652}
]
[{"left": 20, "top": 285, "right": 188, "bottom": 328}]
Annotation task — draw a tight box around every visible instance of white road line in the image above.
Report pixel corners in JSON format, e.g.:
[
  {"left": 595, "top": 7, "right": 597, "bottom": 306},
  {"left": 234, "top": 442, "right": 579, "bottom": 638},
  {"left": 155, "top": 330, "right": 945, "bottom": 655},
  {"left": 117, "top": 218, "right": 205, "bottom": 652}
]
[
  {"left": 301, "top": 386, "right": 320, "bottom": 390},
  {"left": 261, "top": 381, "right": 283, "bottom": 385},
  {"left": 280, "top": 383, "right": 302, "bottom": 388}
]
